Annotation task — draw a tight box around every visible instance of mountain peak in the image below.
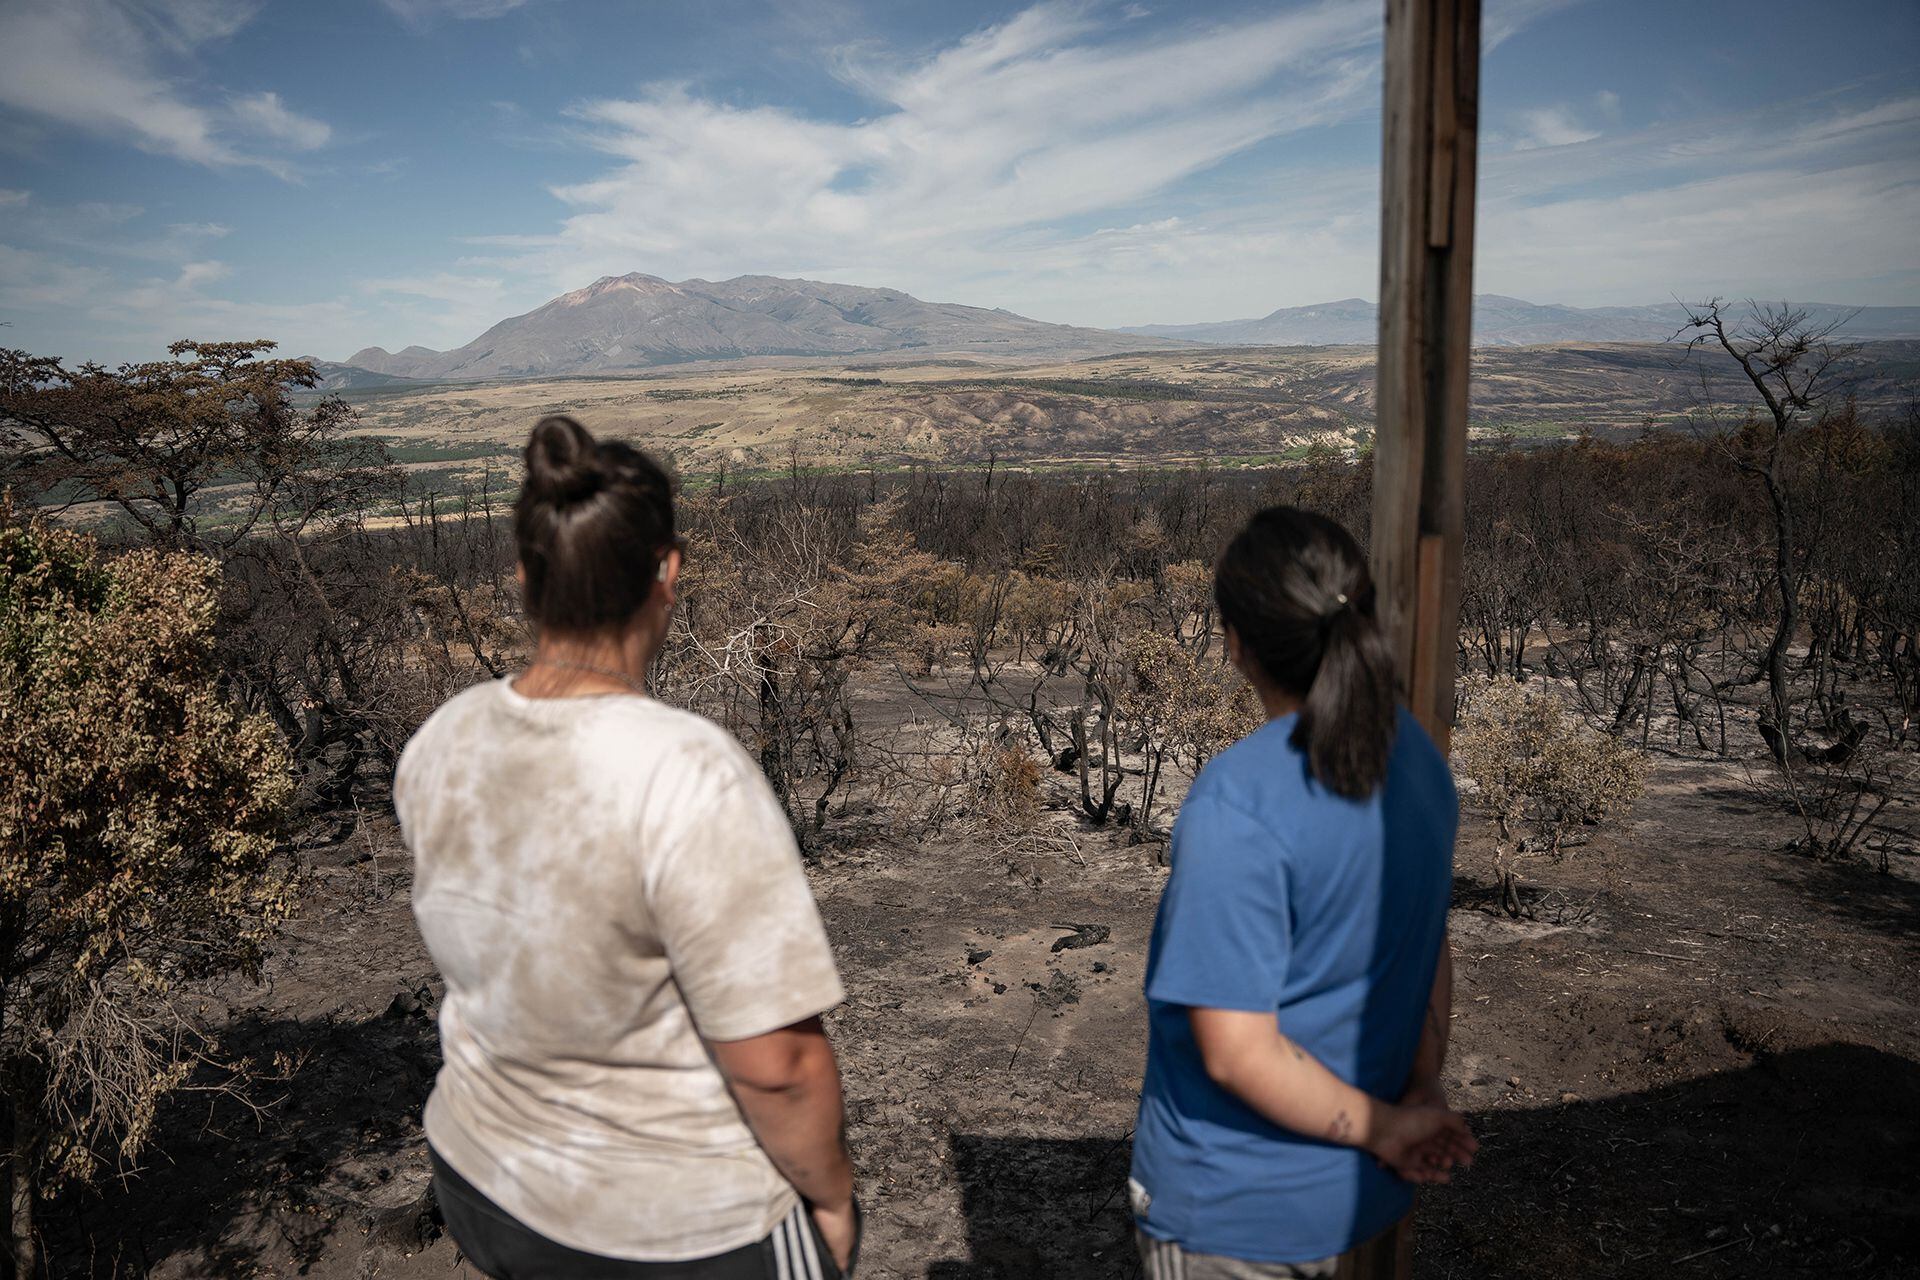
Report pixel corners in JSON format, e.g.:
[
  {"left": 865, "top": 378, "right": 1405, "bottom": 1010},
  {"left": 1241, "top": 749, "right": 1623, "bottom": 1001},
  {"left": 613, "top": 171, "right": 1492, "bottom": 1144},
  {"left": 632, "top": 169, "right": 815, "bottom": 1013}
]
[
  {"left": 343, "top": 343, "right": 446, "bottom": 379},
  {"left": 559, "top": 273, "right": 677, "bottom": 305}
]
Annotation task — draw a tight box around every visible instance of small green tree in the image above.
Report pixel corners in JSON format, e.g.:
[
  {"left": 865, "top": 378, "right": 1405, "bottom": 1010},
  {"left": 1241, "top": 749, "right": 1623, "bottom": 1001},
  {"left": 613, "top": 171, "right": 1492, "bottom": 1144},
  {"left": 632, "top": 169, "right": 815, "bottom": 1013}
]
[
  {"left": 0, "top": 502, "right": 293, "bottom": 1276},
  {"left": 1453, "top": 678, "right": 1647, "bottom": 916}
]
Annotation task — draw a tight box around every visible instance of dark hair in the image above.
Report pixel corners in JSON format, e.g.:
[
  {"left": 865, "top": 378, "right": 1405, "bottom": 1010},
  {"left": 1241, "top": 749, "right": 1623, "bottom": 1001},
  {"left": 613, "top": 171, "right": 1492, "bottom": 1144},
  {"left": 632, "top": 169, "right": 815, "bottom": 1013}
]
[
  {"left": 513, "top": 415, "right": 675, "bottom": 633},
  {"left": 1213, "top": 506, "right": 1399, "bottom": 799}
]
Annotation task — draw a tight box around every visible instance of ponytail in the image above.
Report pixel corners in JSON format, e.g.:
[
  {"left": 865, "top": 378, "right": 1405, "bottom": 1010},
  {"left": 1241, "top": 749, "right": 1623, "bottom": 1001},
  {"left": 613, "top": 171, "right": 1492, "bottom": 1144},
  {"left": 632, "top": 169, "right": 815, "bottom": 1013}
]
[{"left": 1214, "top": 507, "right": 1399, "bottom": 799}]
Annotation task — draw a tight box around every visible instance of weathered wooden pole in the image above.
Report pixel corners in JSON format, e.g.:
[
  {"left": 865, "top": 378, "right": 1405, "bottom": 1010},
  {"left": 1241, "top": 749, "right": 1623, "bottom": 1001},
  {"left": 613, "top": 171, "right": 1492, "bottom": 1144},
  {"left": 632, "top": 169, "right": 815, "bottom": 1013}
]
[{"left": 1372, "top": 0, "right": 1480, "bottom": 752}]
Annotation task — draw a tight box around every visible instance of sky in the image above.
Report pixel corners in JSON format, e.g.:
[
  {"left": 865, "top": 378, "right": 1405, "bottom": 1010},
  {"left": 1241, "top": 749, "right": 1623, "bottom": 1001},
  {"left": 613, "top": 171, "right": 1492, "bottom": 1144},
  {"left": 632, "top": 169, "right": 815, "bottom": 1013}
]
[{"left": 0, "top": 0, "right": 1915, "bottom": 365}]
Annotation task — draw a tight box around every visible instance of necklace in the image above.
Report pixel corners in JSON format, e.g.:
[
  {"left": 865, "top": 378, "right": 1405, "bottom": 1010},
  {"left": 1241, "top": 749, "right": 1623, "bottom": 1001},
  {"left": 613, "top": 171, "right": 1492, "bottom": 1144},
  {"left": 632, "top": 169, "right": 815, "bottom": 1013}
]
[{"left": 524, "top": 658, "right": 648, "bottom": 696}]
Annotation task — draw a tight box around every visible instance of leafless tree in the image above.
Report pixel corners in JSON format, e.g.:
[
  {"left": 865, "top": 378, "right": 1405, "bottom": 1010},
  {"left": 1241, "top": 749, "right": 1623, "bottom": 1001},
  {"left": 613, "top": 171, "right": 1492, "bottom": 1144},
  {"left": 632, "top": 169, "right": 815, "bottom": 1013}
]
[{"left": 1678, "top": 300, "right": 1855, "bottom": 751}]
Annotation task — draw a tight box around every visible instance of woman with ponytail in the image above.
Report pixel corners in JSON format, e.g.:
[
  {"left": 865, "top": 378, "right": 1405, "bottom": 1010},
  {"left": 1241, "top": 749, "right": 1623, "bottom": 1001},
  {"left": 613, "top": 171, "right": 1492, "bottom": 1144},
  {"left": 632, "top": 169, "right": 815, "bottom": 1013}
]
[
  {"left": 1130, "top": 506, "right": 1473, "bottom": 1278},
  {"left": 395, "top": 416, "right": 859, "bottom": 1279}
]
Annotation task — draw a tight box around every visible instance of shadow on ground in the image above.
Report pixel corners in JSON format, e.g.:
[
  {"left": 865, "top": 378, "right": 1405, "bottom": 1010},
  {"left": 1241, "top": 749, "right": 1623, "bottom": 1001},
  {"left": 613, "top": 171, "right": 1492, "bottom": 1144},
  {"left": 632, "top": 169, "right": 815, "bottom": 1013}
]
[
  {"left": 1420, "top": 1041, "right": 1920, "bottom": 1279},
  {"left": 926, "top": 1134, "right": 1137, "bottom": 1279},
  {"left": 1770, "top": 854, "right": 1920, "bottom": 953},
  {"left": 35, "top": 1016, "right": 1920, "bottom": 1280},
  {"left": 39, "top": 1003, "right": 442, "bottom": 1279},
  {"left": 926, "top": 1043, "right": 1919, "bottom": 1280}
]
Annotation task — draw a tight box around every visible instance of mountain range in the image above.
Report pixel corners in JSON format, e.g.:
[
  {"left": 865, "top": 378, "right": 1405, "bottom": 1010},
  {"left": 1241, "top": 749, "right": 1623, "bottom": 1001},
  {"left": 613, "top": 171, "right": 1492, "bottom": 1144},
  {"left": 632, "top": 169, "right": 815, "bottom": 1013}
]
[
  {"left": 320, "top": 274, "right": 1920, "bottom": 387},
  {"left": 341, "top": 273, "right": 1180, "bottom": 382},
  {"left": 1122, "top": 295, "right": 1920, "bottom": 346}
]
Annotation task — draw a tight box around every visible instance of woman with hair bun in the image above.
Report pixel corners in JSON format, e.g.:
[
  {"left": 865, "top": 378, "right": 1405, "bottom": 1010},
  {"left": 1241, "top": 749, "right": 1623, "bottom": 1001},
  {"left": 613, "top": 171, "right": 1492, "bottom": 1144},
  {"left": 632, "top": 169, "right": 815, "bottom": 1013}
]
[
  {"left": 395, "top": 416, "right": 859, "bottom": 1279},
  {"left": 1130, "top": 506, "right": 1474, "bottom": 1279}
]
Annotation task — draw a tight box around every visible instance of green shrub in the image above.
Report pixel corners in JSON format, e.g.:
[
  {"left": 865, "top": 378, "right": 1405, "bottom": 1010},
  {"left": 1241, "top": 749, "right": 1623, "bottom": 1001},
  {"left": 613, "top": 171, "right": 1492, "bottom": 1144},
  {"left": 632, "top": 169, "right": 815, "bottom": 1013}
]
[{"left": 0, "top": 501, "right": 293, "bottom": 1271}]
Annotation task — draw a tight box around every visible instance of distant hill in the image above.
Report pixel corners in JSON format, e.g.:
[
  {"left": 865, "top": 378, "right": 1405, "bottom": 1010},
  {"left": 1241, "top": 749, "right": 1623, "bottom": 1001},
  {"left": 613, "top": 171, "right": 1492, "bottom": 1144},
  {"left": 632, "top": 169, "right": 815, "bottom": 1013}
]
[
  {"left": 343, "top": 274, "right": 1185, "bottom": 380},
  {"left": 1123, "top": 295, "right": 1920, "bottom": 347},
  {"left": 298, "top": 358, "right": 424, "bottom": 391},
  {"left": 325, "top": 278, "right": 1920, "bottom": 384}
]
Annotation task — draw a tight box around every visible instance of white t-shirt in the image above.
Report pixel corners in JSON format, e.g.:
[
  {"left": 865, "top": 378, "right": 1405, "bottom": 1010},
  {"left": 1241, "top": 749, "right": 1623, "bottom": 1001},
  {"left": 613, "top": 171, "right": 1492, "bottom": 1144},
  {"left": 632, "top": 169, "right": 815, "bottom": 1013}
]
[{"left": 393, "top": 678, "right": 846, "bottom": 1262}]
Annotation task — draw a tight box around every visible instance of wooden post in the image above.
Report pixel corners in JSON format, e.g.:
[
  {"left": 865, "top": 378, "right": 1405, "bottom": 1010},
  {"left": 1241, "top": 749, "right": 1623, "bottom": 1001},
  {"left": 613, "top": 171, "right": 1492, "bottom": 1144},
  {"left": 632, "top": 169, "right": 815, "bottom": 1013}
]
[{"left": 1372, "top": 0, "right": 1480, "bottom": 752}]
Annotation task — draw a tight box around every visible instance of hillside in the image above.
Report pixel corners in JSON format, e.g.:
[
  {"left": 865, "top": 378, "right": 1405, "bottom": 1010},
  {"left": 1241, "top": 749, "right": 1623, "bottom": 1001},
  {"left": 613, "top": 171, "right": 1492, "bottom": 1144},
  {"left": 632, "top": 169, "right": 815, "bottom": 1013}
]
[
  {"left": 1124, "top": 296, "right": 1920, "bottom": 347},
  {"left": 299, "top": 359, "right": 427, "bottom": 392},
  {"left": 344, "top": 274, "right": 1186, "bottom": 379}
]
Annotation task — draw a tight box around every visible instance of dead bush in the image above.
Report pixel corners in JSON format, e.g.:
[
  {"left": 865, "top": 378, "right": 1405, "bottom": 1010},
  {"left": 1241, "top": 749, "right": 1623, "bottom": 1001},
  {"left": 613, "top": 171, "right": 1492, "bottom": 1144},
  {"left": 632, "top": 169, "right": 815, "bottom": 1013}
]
[
  {"left": 975, "top": 738, "right": 1044, "bottom": 830},
  {"left": 1753, "top": 725, "right": 1917, "bottom": 867},
  {"left": 1124, "top": 630, "right": 1261, "bottom": 833}
]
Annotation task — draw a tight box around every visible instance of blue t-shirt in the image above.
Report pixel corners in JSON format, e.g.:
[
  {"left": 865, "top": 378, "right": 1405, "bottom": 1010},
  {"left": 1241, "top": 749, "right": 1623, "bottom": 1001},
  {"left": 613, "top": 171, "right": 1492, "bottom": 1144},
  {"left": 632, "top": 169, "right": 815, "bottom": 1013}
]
[{"left": 1130, "top": 708, "right": 1457, "bottom": 1264}]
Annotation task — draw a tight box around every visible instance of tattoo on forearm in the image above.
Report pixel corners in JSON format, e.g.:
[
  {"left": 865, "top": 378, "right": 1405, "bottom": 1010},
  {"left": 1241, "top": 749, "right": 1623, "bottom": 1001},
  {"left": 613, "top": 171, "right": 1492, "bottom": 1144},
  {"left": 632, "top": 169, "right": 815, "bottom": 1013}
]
[{"left": 1326, "top": 1109, "right": 1353, "bottom": 1143}]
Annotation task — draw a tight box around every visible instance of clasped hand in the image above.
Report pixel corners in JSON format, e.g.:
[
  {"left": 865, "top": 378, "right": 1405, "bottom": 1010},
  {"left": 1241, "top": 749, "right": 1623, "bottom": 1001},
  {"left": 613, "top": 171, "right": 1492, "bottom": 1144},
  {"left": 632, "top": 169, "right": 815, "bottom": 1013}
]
[{"left": 1371, "top": 1080, "right": 1478, "bottom": 1185}]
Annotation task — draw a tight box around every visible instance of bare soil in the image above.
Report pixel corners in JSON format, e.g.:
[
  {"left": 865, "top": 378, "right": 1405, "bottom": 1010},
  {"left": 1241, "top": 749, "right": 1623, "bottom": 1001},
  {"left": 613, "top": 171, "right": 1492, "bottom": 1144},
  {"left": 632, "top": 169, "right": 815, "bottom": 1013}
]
[{"left": 47, "top": 754, "right": 1920, "bottom": 1279}]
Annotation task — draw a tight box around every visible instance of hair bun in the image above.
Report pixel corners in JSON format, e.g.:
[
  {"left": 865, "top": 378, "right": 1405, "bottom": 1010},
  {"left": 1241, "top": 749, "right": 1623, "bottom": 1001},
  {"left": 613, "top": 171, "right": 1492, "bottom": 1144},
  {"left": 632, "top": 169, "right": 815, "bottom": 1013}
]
[{"left": 525, "top": 414, "right": 603, "bottom": 505}]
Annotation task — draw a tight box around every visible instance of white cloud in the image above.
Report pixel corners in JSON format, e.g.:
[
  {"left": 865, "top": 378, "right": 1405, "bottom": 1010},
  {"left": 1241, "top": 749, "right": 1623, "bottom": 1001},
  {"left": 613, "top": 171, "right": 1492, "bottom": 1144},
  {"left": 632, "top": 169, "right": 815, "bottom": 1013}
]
[
  {"left": 0, "top": 238, "right": 366, "bottom": 361},
  {"left": 968, "top": 187, "right": 1383, "bottom": 327},
  {"left": 1482, "top": 94, "right": 1920, "bottom": 199},
  {"left": 132, "top": 0, "right": 260, "bottom": 50},
  {"left": 1483, "top": 0, "right": 1584, "bottom": 51},
  {"left": 229, "top": 91, "right": 331, "bottom": 150},
  {"left": 527, "top": 1, "right": 1382, "bottom": 300},
  {"left": 1503, "top": 90, "right": 1625, "bottom": 152},
  {"left": 381, "top": 0, "right": 527, "bottom": 26},
  {"left": 455, "top": 0, "right": 1632, "bottom": 332},
  {"left": 1513, "top": 105, "right": 1601, "bottom": 150},
  {"left": 174, "top": 259, "right": 230, "bottom": 289},
  {"left": 362, "top": 272, "right": 506, "bottom": 304},
  {"left": 0, "top": 190, "right": 29, "bottom": 207},
  {"left": 0, "top": 0, "right": 328, "bottom": 175},
  {"left": 76, "top": 202, "right": 145, "bottom": 225},
  {"left": 3, "top": 237, "right": 521, "bottom": 362},
  {"left": 0, "top": 198, "right": 239, "bottom": 265},
  {"left": 1477, "top": 161, "right": 1920, "bottom": 305},
  {"left": 0, "top": 243, "right": 115, "bottom": 314}
]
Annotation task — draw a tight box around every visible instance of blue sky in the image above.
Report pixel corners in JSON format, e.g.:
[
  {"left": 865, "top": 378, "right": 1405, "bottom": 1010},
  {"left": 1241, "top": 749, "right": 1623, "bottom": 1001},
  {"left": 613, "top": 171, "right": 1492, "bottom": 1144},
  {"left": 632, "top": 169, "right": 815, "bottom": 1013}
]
[{"left": 0, "top": 0, "right": 1915, "bottom": 364}]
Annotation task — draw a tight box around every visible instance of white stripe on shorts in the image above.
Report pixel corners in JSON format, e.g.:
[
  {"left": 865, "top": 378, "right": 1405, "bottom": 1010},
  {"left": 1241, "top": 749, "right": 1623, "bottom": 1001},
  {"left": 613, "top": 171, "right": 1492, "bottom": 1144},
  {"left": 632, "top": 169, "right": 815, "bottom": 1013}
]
[
  {"left": 798, "top": 1204, "right": 825, "bottom": 1280},
  {"left": 1151, "top": 1236, "right": 1185, "bottom": 1280}
]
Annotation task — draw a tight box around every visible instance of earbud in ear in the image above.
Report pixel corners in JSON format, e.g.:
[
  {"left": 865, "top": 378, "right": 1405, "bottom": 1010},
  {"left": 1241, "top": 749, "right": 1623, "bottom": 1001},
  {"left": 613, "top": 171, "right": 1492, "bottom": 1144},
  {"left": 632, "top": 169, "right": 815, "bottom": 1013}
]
[{"left": 656, "top": 558, "right": 670, "bottom": 583}]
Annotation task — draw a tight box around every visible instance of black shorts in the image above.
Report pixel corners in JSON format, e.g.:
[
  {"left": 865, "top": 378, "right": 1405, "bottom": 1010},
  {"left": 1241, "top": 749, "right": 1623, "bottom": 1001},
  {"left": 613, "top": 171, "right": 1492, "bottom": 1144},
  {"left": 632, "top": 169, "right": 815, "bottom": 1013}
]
[{"left": 430, "top": 1146, "right": 861, "bottom": 1280}]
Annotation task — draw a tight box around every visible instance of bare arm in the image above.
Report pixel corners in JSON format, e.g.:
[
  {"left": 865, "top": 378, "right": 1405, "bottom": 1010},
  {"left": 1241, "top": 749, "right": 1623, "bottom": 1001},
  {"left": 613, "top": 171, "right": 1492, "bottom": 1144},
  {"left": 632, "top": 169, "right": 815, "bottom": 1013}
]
[
  {"left": 1403, "top": 935, "right": 1453, "bottom": 1104},
  {"left": 708, "top": 1017, "right": 857, "bottom": 1264},
  {"left": 1188, "top": 1007, "right": 1475, "bottom": 1183}
]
